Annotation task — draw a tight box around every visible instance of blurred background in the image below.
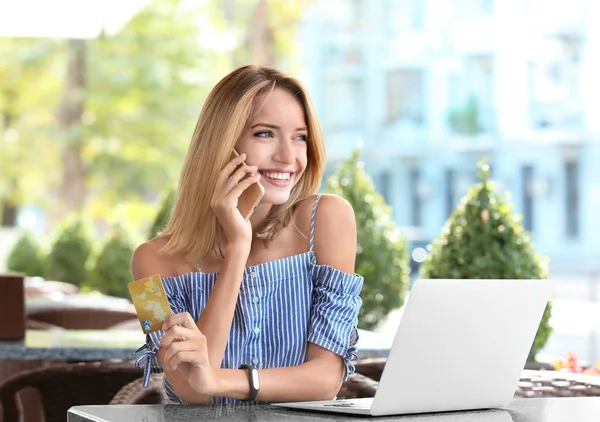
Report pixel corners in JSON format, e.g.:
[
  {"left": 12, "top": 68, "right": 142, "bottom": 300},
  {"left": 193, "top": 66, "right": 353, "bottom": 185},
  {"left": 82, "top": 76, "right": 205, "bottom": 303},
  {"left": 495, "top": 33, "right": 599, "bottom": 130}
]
[{"left": 1, "top": 0, "right": 599, "bottom": 367}]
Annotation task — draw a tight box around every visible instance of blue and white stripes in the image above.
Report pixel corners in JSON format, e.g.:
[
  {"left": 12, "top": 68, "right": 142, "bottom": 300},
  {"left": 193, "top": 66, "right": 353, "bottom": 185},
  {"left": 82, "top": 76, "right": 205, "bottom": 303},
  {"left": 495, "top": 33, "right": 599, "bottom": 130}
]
[{"left": 136, "top": 194, "right": 364, "bottom": 404}]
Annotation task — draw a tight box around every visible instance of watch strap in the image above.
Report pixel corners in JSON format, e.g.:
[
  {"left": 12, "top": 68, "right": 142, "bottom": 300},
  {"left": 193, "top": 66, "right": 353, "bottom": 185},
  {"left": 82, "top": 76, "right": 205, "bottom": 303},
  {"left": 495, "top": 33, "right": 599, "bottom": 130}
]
[{"left": 239, "top": 364, "right": 259, "bottom": 402}]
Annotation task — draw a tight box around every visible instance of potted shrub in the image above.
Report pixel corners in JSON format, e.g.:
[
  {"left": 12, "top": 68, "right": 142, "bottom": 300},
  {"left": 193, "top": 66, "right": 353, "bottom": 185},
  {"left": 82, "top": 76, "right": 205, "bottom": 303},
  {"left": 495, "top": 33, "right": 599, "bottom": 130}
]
[
  {"left": 419, "top": 161, "right": 552, "bottom": 363},
  {"left": 7, "top": 231, "right": 46, "bottom": 277},
  {"left": 44, "top": 217, "right": 93, "bottom": 287},
  {"left": 325, "top": 148, "right": 410, "bottom": 330},
  {"left": 88, "top": 226, "right": 135, "bottom": 298}
]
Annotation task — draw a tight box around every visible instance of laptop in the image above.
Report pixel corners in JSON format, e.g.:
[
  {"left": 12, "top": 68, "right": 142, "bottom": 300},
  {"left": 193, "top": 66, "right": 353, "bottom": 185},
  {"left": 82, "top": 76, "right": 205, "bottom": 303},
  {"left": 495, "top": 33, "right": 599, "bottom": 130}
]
[{"left": 273, "top": 278, "right": 551, "bottom": 417}]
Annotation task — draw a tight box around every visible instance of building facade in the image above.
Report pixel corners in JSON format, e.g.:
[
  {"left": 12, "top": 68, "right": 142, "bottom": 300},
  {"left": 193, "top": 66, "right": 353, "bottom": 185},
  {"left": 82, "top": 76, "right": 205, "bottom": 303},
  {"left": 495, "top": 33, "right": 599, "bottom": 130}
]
[{"left": 299, "top": 0, "right": 600, "bottom": 274}]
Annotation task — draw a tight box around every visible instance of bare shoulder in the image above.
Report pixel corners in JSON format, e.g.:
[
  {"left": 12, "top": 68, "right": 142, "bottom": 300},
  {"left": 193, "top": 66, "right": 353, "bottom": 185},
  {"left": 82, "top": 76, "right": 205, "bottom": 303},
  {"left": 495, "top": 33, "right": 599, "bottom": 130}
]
[
  {"left": 312, "top": 194, "right": 357, "bottom": 273},
  {"left": 131, "top": 236, "right": 180, "bottom": 280},
  {"left": 313, "top": 193, "right": 356, "bottom": 226}
]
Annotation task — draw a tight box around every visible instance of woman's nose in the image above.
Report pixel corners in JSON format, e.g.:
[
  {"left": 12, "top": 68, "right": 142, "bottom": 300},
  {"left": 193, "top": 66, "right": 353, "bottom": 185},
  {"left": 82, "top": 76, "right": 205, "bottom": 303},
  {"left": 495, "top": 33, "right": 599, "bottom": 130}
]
[{"left": 274, "top": 141, "right": 295, "bottom": 164}]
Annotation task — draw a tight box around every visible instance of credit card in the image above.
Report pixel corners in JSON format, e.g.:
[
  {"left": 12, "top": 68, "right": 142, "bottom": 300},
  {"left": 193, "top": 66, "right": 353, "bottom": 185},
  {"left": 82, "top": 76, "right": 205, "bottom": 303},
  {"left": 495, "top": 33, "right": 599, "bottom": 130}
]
[{"left": 127, "top": 274, "right": 173, "bottom": 333}]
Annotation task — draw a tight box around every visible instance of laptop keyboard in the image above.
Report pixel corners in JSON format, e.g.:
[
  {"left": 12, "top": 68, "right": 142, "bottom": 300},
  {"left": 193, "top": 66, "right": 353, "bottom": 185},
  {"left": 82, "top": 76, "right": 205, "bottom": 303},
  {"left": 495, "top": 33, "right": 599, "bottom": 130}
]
[{"left": 324, "top": 398, "right": 374, "bottom": 409}]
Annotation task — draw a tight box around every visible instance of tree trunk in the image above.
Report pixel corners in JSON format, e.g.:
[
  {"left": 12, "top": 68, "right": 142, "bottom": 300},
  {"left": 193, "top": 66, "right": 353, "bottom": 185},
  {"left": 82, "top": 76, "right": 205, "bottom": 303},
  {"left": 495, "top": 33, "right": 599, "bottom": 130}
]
[
  {"left": 250, "top": 0, "right": 273, "bottom": 65},
  {"left": 1, "top": 203, "right": 17, "bottom": 227},
  {"left": 1, "top": 90, "right": 18, "bottom": 227},
  {"left": 57, "top": 39, "right": 87, "bottom": 213}
]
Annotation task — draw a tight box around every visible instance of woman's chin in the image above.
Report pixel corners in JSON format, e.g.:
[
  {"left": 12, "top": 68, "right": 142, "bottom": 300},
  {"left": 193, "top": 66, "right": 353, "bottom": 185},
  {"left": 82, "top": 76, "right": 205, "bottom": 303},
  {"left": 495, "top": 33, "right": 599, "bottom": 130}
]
[{"left": 261, "top": 191, "right": 292, "bottom": 206}]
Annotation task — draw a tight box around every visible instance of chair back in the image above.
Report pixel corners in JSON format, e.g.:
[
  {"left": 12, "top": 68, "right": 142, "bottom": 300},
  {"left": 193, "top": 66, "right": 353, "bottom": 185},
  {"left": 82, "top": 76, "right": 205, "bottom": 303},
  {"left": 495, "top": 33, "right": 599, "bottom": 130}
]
[
  {"left": 0, "top": 361, "right": 142, "bottom": 422},
  {"left": 110, "top": 375, "right": 169, "bottom": 405}
]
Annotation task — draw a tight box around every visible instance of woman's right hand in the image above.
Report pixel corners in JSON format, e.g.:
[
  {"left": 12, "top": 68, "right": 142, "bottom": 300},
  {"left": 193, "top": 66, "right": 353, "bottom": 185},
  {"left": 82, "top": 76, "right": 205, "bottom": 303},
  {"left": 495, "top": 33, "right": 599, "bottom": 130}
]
[{"left": 210, "top": 152, "right": 261, "bottom": 250}]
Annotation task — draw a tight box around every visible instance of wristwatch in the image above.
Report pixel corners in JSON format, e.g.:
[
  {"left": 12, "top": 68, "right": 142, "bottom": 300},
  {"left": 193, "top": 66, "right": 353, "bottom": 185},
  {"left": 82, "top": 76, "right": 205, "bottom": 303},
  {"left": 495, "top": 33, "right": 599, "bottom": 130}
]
[{"left": 239, "top": 364, "right": 260, "bottom": 402}]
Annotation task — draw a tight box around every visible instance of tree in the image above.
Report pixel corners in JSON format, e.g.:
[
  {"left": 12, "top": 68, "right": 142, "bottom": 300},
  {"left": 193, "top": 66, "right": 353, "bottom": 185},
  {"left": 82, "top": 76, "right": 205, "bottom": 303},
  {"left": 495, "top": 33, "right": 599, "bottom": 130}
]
[
  {"left": 0, "top": 0, "right": 314, "bottom": 238},
  {"left": 419, "top": 161, "right": 553, "bottom": 362},
  {"left": 88, "top": 226, "right": 135, "bottom": 298},
  {"left": 325, "top": 148, "right": 410, "bottom": 330},
  {"left": 83, "top": 0, "right": 231, "bottom": 222},
  {"left": 210, "top": 0, "right": 313, "bottom": 68},
  {"left": 147, "top": 188, "right": 175, "bottom": 240},
  {"left": 0, "top": 38, "right": 63, "bottom": 225},
  {"left": 44, "top": 217, "right": 93, "bottom": 287},
  {"left": 6, "top": 231, "right": 46, "bottom": 277}
]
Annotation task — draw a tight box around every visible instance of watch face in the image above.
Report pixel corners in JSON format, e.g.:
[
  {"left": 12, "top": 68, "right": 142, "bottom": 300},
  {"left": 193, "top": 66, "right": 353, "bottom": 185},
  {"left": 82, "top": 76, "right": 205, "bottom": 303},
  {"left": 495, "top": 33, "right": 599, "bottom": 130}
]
[{"left": 251, "top": 369, "right": 260, "bottom": 389}]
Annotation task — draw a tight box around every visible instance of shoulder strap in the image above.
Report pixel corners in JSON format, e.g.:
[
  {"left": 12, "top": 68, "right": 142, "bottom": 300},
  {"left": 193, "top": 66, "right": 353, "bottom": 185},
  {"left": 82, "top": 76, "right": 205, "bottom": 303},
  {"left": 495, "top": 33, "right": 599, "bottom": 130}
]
[{"left": 309, "top": 194, "right": 323, "bottom": 252}]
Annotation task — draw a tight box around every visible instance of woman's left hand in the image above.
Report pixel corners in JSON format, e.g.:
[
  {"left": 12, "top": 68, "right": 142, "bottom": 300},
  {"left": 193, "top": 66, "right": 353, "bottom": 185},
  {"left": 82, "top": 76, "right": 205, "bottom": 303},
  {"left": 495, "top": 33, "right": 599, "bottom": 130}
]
[{"left": 161, "top": 312, "right": 219, "bottom": 396}]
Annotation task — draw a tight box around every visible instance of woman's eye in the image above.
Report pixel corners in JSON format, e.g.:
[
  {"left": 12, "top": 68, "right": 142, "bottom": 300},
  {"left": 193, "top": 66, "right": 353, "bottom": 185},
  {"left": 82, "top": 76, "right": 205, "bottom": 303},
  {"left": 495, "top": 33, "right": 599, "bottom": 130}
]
[
  {"left": 253, "top": 131, "right": 273, "bottom": 138},
  {"left": 296, "top": 134, "right": 308, "bottom": 142}
]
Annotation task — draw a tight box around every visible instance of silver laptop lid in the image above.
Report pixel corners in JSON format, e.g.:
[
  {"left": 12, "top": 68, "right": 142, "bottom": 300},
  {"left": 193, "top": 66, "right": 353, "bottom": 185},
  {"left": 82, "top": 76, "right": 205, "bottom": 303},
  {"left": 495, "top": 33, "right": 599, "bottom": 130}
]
[{"left": 372, "top": 278, "right": 551, "bottom": 416}]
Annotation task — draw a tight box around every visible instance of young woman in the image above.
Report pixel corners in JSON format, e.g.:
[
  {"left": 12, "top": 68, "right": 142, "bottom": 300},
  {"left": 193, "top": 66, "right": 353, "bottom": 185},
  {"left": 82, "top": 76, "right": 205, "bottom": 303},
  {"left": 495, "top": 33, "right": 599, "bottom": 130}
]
[{"left": 131, "top": 65, "right": 363, "bottom": 405}]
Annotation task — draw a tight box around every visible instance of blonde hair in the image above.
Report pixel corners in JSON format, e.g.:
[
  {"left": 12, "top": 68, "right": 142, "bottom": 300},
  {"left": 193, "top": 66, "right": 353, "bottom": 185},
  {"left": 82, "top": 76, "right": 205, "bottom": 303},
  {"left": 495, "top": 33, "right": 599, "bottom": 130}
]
[{"left": 160, "top": 65, "right": 326, "bottom": 262}]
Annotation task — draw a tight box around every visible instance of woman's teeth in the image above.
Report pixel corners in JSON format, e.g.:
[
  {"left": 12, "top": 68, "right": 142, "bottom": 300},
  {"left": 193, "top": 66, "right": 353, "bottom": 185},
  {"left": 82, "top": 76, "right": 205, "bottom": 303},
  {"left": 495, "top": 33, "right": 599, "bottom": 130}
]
[{"left": 261, "top": 171, "right": 290, "bottom": 180}]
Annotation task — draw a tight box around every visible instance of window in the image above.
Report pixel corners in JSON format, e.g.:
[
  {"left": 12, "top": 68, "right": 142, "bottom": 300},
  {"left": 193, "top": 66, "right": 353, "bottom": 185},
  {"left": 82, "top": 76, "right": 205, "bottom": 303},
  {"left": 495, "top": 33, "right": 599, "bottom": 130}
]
[
  {"left": 565, "top": 160, "right": 579, "bottom": 238},
  {"left": 386, "top": 69, "right": 425, "bottom": 124},
  {"left": 324, "top": 78, "right": 363, "bottom": 131},
  {"left": 410, "top": 0, "right": 425, "bottom": 30},
  {"left": 378, "top": 171, "right": 392, "bottom": 204},
  {"left": 521, "top": 165, "right": 533, "bottom": 232},
  {"left": 410, "top": 168, "right": 422, "bottom": 226},
  {"left": 444, "top": 168, "right": 456, "bottom": 218}
]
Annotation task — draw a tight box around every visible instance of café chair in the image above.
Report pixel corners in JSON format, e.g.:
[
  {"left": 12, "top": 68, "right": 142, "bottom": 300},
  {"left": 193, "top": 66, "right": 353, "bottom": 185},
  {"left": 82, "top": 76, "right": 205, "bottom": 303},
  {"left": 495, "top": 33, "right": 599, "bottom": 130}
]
[
  {"left": 25, "top": 319, "right": 64, "bottom": 331},
  {"left": 336, "top": 373, "right": 378, "bottom": 399},
  {"left": 107, "top": 318, "right": 143, "bottom": 330},
  {"left": 353, "top": 358, "right": 386, "bottom": 382},
  {"left": 28, "top": 307, "right": 138, "bottom": 330},
  {"left": 109, "top": 375, "right": 170, "bottom": 405},
  {"left": 516, "top": 369, "right": 600, "bottom": 397},
  {"left": 0, "top": 361, "right": 142, "bottom": 422}
]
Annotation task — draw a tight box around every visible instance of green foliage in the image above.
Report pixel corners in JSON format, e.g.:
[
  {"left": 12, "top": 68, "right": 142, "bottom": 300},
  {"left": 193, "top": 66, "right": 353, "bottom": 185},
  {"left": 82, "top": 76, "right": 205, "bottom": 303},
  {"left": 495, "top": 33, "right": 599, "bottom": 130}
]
[
  {"left": 147, "top": 189, "right": 175, "bottom": 240},
  {"left": 84, "top": 0, "right": 232, "bottom": 210},
  {"left": 325, "top": 149, "right": 410, "bottom": 330},
  {"left": 0, "top": 38, "right": 63, "bottom": 210},
  {"left": 88, "top": 226, "right": 135, "bottom": 298},
  {"left": 44, "top": 217, "right": 93, "bottom": 287},
  {"left": 0, "top": 0, "right": 313, "bottom": 241},
  {"left": 6, "top": 231, "right": 46, "bottom": 277},
  {"left": 448, "top": 95, "right": 482, "bottom": 136},
  {"left": 420, "top": 161, "right": 553, "bottom": 362}
]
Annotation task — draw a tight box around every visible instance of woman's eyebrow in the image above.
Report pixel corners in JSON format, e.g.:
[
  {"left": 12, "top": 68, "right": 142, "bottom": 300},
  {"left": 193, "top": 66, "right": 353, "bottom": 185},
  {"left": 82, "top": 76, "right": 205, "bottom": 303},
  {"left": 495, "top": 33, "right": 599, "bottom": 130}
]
[{"left": 251, "top": 123, "right": 307, "bottom": 131}]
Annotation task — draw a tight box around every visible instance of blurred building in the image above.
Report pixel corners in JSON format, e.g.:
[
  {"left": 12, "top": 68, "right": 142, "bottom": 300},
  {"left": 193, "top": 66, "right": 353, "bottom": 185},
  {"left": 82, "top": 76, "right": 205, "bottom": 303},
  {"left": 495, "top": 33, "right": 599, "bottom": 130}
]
[{"left": 299, "top": 0, "right": 600, "bottom": 275}]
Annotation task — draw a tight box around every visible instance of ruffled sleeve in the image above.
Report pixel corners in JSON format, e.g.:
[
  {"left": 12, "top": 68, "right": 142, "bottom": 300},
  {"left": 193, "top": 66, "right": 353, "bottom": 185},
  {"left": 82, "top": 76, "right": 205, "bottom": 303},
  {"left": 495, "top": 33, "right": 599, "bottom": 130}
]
[
  {"left": 133, "top": 275, "right": 188, "bottom": 401},
  {"left": 308, "top": 264, "right": 364, "bottom": 380}
]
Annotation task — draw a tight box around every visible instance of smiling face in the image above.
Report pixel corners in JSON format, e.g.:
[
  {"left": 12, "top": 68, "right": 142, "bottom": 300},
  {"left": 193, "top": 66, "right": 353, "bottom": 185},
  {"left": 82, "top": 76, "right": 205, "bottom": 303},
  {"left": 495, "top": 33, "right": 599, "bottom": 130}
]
[{"left": 235, "top": 88, "right": 309, "bottom": 206}]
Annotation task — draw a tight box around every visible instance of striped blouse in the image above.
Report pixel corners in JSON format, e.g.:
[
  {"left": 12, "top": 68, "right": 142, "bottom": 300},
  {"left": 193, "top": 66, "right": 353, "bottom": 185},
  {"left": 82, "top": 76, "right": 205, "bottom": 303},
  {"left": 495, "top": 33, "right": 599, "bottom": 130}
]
[{"left": 135, "top": 194, "right": 364, "bottom": 404}]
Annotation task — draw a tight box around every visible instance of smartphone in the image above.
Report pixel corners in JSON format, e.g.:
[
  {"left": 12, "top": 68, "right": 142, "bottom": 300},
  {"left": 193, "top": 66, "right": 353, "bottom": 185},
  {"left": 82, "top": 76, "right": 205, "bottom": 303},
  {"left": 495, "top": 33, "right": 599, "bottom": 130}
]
[{"left": 231, "top": 148, "right": 265, "bottom": 220}]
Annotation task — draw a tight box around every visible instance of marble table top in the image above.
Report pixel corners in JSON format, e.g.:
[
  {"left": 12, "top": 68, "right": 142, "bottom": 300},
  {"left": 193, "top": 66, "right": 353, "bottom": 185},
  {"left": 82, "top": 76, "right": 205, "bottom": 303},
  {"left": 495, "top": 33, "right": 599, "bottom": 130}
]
[{"left": 67, "top": 397, "right": 600, "bottom": 422}]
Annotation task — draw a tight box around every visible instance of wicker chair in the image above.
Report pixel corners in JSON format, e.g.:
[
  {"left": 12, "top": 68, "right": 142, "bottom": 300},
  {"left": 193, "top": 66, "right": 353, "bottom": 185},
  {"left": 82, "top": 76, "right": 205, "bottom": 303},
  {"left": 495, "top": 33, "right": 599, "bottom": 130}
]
[
  {"left": 110, "top": 375, "right": 170, "bottom": 405},
  {"left": 27, "top": 307, "right": 138, "bottom": 330},
  {"left": 0, "top": 361, "right": 142, "bottom": 422},
  {"left": 515, "top": 369, "right": 600, "bottom": 398},
  {"left": 353, "top": 358, "right": 386, "bottom": 382},
  {"left": 336, "top": 373, "right": 379, "bottom": 399},
  {"left": 339, "top": 360, "right": 600, "bottom": 400}
]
